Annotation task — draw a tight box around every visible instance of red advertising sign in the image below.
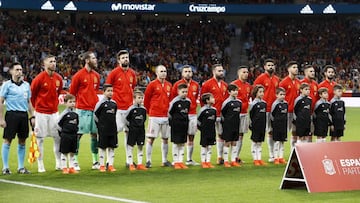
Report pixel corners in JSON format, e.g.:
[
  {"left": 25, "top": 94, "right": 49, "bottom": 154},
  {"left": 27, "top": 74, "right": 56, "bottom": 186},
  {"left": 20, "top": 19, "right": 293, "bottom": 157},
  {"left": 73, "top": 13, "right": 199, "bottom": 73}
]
[{"left": 280, "top": 142, "right": 360, "bottom": 193}]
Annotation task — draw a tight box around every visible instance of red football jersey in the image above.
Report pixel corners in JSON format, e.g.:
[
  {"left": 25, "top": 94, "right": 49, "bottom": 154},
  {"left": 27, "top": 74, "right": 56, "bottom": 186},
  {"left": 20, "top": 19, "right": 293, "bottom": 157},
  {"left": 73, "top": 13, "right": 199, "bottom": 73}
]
[
  {"left": 106, "top": 66, "right": 137, "bottom": 110},
  {"left": 200, "top": 77, "right": 228, "bottom": 117},
  {"left": 279, "top": 76, "right": 300, "bottom": 113},
  {"left": 171, "top": 78, "right": 199, "bottom": 115},
  {"left": 253, "top": 73, "right": 280, "bottom": 112},
  {"left": 144, "top": 79, "right": 172, "bottom": 117},
  {"left": 231, "top": 79, "right": 252, "bottom": 114},
  {"left": 69, "top": 67, "right": 100, "bottom": 110},
  {"left": 31, "top": 71, "right": 63, "bottom": 114},
  {"left": 318, "top": 79, "right": 337, "bottom": 101}
]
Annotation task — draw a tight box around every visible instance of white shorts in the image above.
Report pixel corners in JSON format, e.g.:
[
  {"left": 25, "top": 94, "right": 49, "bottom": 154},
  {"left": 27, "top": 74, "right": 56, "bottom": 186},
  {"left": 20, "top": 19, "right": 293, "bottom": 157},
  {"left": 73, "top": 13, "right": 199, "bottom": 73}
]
[
  {"left": 215, "top": 117, "right": 223, "bottom": 135},
  {"left": 266, "top": 112, "right": 272, "bottom": 133},
  {"left": 188, "top": 115, "right": 197, "bottom": 136},
  {"left": 288, "top": 113, "right": 296, "bottom": 132},
  {"left": 146, "top": 117, "right": 170, "bottom": 139},
  {"left": 239, "top": 114, "right": 249, "bottom": 134},
  {"left": 116, "top": 110, "right": 128, "bottom": 132},
  {"left": 34, "top": 111, "right": 59, "bottom": 138}
]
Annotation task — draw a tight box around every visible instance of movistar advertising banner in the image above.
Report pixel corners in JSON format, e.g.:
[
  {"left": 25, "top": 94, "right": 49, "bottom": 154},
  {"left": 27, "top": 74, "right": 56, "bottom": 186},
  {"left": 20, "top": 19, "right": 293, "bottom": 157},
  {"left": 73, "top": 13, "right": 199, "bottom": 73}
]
[{"left": 0, "top": 0, "right": 359, "bottom": 14}]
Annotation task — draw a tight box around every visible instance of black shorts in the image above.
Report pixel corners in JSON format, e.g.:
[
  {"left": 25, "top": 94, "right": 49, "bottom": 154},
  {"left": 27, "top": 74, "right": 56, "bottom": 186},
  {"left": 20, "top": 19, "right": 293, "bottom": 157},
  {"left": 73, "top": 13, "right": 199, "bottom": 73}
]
[
  {"left": 60, "top": 133, "right": 77, "bottom": 154},
  {"left": 3, "top": 111, "right": 29, "bottom": 140},
  {"left": 222, "top": 130, "right": 239, "bottom": 142},
  {"left": 314, "top": 126, "right": 328, "bottom": 137},
  {"left": 98, "top": 133, "right": 118, "bottom": 149},
  {"left": 127, "top": 128, "right": 145, "bottom": 146},
  {"left": 296, "top": 127, "right": 311, "bottom": 137},
  {"left": 170, "top": 121, "right": 188, "bottom": 144},
  {"left": 330, "top": 129, "right": 344, "bottom": 137},
  {"left": 200, "top": 133, "right": 216, "bottom": 147},
  {"left": 251, "top": 131, "right": 265, "bottom": 142},
  {"left": 272, "top": 131, "right": 287, "bottom": 142}
]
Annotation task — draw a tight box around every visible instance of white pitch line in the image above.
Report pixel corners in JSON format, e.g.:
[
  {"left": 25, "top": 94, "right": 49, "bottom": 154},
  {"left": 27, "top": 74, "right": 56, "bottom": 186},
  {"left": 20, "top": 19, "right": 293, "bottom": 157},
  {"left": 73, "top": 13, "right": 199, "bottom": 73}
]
[{"left": 0, "top": 179, "right": 148, "bottom": 203}]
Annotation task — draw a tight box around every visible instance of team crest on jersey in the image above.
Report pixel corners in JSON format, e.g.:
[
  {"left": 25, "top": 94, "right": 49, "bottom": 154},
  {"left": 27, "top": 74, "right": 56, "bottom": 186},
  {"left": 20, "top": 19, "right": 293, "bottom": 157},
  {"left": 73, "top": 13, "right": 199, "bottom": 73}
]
[
  {"left": 56, "top": 80, "right": 60, "bottom": 87},
  {"left": 223, "top": 86, "right": 226, "bottom": 91},
  {"left": 247, "top": 87, "right": 250, "bottom": 92},
  {"left": 44, "top": 82, "right": 48, "bottom": 87},
  {"left": 265, "top": 83, "right": 268, "bottom": 87},
  {"left": 118, "top": 78, "right": 121, "bottom": 81},
  {"left": 275, "top": 82, "right": 279, "bottom": 87},
  {"left": 288, "top": 85, "right": 291, "bottom": 89},
  {"left": 192, "top": 86, "right": 197, "bottom": 91},
  {"left": 130, "top": 77, "right": 133, "bottom": 83},
  {"left": 94, "top": 77, "right": 98, "bottom": 83},
  {"left": 167, "top": 86, "right": 171, "bottom": 91},
  {"left": 84, "top": 79, "right": 87, "bottom": 83}
]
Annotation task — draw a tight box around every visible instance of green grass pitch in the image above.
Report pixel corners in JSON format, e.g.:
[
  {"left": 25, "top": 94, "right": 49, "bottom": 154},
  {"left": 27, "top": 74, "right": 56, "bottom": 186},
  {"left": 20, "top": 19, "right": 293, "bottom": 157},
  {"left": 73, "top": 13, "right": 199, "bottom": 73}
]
[{"left": 1, "top": 107, "right": 360, "bottom": 203}]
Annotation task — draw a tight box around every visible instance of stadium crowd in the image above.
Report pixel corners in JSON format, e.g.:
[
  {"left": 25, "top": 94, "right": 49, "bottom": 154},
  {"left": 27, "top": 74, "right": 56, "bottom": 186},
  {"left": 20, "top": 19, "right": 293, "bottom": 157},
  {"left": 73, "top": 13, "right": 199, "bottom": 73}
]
[
  {"left": 242, "top": 16, "right": 360, "bottom": 90},
  {"left": 0, "top": 11, "right": 233, "bottom": 87}
]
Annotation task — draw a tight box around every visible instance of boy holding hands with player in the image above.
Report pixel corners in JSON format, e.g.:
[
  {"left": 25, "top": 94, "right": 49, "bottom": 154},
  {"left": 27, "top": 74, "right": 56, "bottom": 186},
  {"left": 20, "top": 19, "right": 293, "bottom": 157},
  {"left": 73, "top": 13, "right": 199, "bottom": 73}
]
[
  {"left": 94, "top": 84, "right": 118, "bottom": 172},
  {"left": 198, "top": 93, "right": 217, "bottom": 169},
  {"left": 270, "top": 88, "right": 288, "bottom": 164},
  {"left": 168, "top": 84, "right": 191, "bottom": 169},
  {"left": 329, "top": 84, "right": 346, "bottom": 142},
  {"left": 125, "top": 90, "right": 148, "bottom": 171},
  {"left": 58, "top": 94, "right": 79, "bottom": 174},
  {"left": 221, "top": 84, "right": 242, "bottom": 168}
]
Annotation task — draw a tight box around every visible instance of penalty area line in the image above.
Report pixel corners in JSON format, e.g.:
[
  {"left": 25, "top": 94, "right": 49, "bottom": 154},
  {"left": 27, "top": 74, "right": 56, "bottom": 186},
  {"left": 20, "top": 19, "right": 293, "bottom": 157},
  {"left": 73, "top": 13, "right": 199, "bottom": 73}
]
[{"left": 0, "top": 179, "right": 148, "bottom": 203}]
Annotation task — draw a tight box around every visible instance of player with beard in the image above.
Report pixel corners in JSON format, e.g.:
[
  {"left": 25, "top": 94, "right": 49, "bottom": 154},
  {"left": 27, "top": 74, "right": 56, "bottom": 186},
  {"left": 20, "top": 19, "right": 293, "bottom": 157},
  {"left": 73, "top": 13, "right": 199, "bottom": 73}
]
[
  {"left": 231, "top": 66, "right": 252, "bottom": 164},
  {"left": 319, "top": 65, "right": 337, "bottom": 101},
  {"left": 31, "top": 55, "right": 63, "bottom": 172},
  {"left": 69, "top": 51, "right": 101, "bottom": 170},
  {"left": 253, "top": 58, "right": 279, "bottom": 163},
  {"left": 200, "top": 64, "right": 228, "bottom": 165},
  {"left": 301, "top": 65, "right": 319, "bottom": 142},
  {"left": 170, "top": 65, "right": 200, "bottom": 166},
  {"left": 106, "top": 50, "right": 137, "bottom": 167},
  {"left": 279, "top": 61, "right": 300, "bottom": 148},
  {"left": 144, "top": 65, "right": 172, "bottom": 168}
]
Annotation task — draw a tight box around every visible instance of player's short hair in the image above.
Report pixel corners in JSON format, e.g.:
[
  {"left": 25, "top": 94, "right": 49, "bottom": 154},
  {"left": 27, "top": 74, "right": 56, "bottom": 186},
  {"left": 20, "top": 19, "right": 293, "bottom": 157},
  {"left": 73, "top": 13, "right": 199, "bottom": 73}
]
[
  {"left": 103, "top": 84, "right": 113, "bottom": 91},
  {"left": 9, "top": 62, "right": 21, "bottom": 70},
  {"left": 300, "top": 83, "right": 310, "bottom": 90},
  {"left": 83, "top": 51, "right": 94, "bottom": 61},
  {"left": 304, "top": 64, "right": 314, "bottom": 71},
  {"left": 333, "top": 84, "right": 343, "bottom": 91},
  {"left": 228, "top": 84, "right": 238, "bottom": 92},
  {"left": 286, "top": 61, "right": 297, "bottom": 69},
  {"left": 211, "top": 64, "right": 222, "bottom": 72},
  {"left": 133, "top": 90, "right": 144, "bottom": 98},
  {"left": 64, "top": 94, "right": 75, "bottom": 102},
  {"left": 252, "top": 85, "right": 264, "bottom": 98},
  {"left": 318, "top": 87, "right": 328, "bottom": 96},
  {"left": 181, "top": 65, "right": 192, "bottom": 72},
  {"left": 263, "top": 58, "right": 275, "bottom": 66},
  {"left": 276, "top": 87, "right": 286, "bottom": 95},
  {"left": 177, "top": 83, "right": 188, "bottom": 90},
  {"left": 237, "top": 65, "right": 248, "bottom": 71},
  {"left": 117, "top": 50, "right": 129, "bottom": 58},
  {"left": 42, "top": 54, "right": 56, "bottom": 62},
  {"left": 201, "top": 93, "right": 213, "bottom": 104},
  {"left": 323, "top": 65, "right": 335, "bottom": 74}
]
